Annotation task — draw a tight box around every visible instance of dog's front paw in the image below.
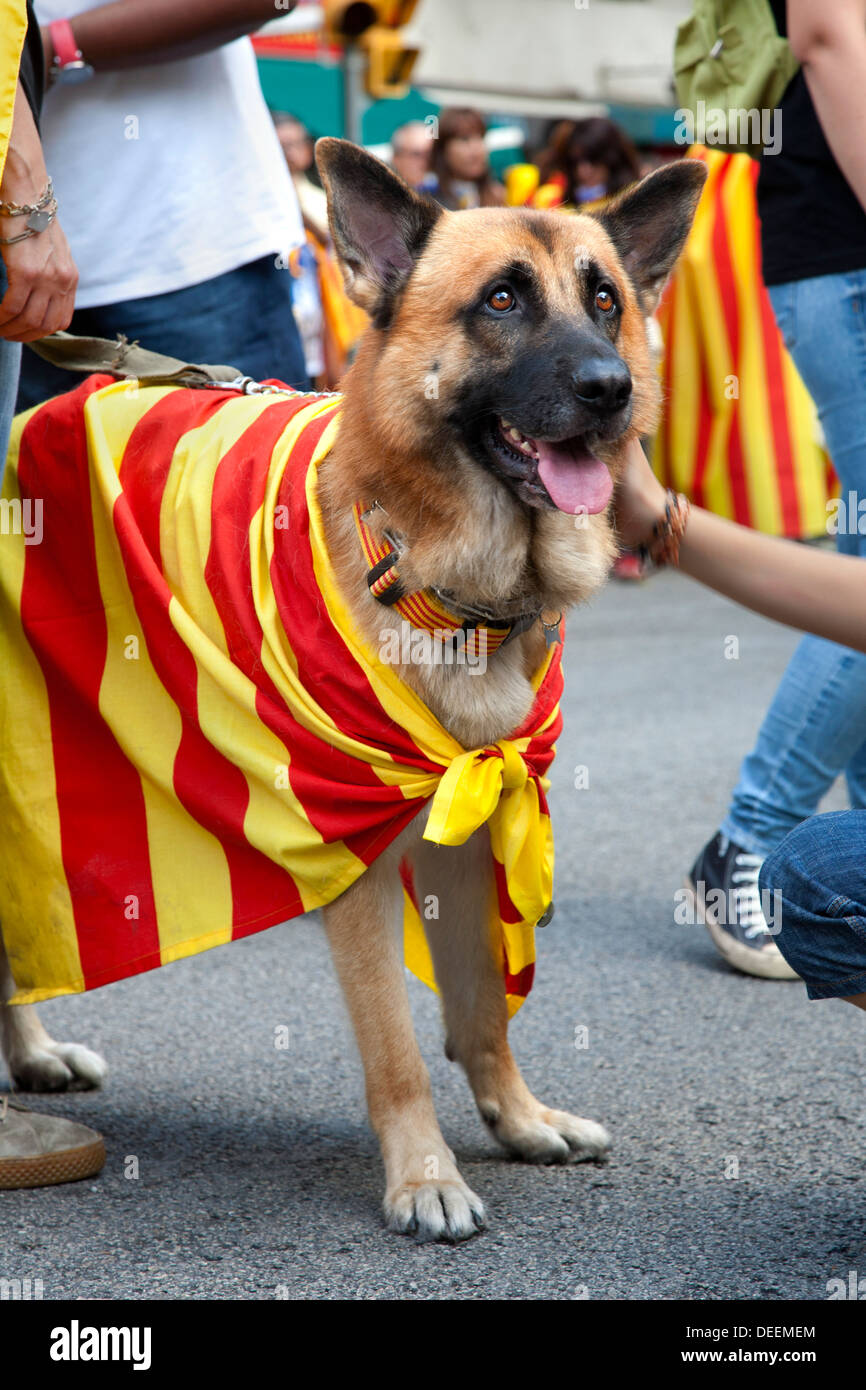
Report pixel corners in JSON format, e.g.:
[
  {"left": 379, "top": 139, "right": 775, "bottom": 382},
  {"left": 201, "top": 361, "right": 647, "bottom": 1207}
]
[
  {"left": 483, "top": 1101, "right": 610, "bottom": 1165},
  {"left": 10, "top": 1040, "right": 108, "bottom": 1093},
  {"left": 385, "top": 1178, "right": 486, "bottom": 1243}
]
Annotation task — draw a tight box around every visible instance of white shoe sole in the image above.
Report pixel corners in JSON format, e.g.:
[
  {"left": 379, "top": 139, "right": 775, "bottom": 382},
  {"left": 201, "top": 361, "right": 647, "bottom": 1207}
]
[{"left": 686, "top": 876, "right": 800, "bottom": 981}]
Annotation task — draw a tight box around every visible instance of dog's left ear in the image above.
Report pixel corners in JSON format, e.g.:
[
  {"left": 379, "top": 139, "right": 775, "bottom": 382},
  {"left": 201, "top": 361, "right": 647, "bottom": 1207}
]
[
  {"left": 598, "top": 159, "right": 707, "bottom": 313},
  {"left": 315, "top": 136, "right": 442, "bottom": 326}
]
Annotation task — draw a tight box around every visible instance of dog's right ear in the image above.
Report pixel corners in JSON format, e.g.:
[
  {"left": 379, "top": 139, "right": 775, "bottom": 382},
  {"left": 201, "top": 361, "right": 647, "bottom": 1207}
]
[{"left": 315, "top": 137, "right": 442, "bottom": 326}]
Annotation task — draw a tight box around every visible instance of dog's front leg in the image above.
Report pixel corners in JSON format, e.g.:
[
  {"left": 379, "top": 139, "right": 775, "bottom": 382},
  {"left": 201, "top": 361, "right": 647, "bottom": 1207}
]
[
  {"left": 322, "top": 850, "right": 485, "bottom": 1242},
  {"left": 411, "top": 829, "right": 611, "bottom": 1164},
  {"left": 0, "top": 930, "right": 107, "bottom": 1092}
]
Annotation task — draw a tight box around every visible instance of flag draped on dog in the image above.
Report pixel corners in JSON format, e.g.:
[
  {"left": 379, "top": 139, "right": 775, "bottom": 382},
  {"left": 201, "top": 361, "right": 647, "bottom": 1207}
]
[{"left": 0, "top": 375, "right": 562, "bottom": 1014}]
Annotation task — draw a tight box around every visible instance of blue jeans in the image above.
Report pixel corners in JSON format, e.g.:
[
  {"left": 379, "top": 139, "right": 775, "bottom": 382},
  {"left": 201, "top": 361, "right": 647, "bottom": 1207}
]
[
  {"left": 761, "top": 811, "right": 866, "bottom": 999},
  {"left": 0, "top": 337, "right": 21, "bottom": 476},
  {"left": 0, "top": 256, "right": 22, "bottom": 485},
  {"left": 722, "top": 270, "right": 866, "bottom": 857},
  {"left": 16, "top": 253, "right": 310, "bottom": 411}
]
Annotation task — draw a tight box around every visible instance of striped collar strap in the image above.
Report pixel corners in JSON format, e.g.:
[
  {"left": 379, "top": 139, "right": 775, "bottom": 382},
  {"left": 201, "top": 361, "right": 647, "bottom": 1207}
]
[{"left": 352, "top": 501, "right": 559, "bottom": 654}]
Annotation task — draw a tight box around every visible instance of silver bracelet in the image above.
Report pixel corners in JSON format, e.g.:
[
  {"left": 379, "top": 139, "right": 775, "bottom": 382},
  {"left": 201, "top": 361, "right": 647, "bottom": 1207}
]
[
  {"left": 0, "top": 203, "right": 57, "bottom": 244},
  {"left": 0, "top": 177, "right": 54, "bottom": 218},
  {"left": 0, "top": 179, "right": 58, "bottom": 244}
]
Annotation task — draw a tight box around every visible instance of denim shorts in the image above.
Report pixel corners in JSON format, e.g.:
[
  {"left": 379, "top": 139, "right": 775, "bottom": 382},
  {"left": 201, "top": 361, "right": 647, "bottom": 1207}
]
[{"left": 760, "top": 810, "right": 866, "bottom": 999}]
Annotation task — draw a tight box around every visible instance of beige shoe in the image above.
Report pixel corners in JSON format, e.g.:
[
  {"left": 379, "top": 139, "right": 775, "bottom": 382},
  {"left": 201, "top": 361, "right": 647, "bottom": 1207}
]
[{"left": 0, "top": 1094, "right": 105, "bottom": 1189}]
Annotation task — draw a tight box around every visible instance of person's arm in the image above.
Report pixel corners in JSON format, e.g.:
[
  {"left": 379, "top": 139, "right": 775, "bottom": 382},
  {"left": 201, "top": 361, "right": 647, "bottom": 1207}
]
[
  {"left": 786, "top": 0, "right": 866, "bottom": 215},
  {"left": 41, "top": 0, "right": 296, "bottom": 73},
  {"left": 0, "top": 79, "right": 76, "bottom": 341},
  {"left": 614, "top": 437, "right": 866, "bottom": 654}
]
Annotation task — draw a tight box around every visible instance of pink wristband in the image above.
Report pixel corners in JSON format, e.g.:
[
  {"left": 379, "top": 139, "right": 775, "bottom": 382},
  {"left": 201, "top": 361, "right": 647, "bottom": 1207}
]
[{"left": 49, "top": 18, "right": 83, "bottom": 66}]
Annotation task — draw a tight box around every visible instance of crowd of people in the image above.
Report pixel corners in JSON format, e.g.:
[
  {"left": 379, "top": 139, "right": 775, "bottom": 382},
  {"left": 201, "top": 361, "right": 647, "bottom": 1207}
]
[{"left": 2, "top": 0, "right": 866, "bottom": 1198}]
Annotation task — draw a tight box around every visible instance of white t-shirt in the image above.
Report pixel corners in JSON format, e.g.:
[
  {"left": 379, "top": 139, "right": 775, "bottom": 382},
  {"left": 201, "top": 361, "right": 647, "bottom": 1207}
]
[{"left": 36, "top": 1, "right": 304, "bottom": 307}]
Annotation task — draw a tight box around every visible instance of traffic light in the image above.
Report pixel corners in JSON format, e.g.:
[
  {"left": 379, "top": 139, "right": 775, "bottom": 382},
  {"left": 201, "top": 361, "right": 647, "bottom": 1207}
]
[
  {"left": 322, "top": 1, "right": 379, "bottom": 41},
  {"left": 324, "top": 0, "right": 420, "bottom": 100},
  {"left": 362, "top": 13, "right": 419, "bottom": 100}
]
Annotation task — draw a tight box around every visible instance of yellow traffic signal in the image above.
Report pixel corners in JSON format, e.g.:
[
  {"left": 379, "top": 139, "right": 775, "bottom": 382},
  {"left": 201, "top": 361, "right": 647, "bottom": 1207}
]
[
  {"left": 323, "top": 1, "right": 379, "bottom": 41},
  {"left": 323, "top": 0, "right": 418, "bottom": 41},
  {"left": 362, "top": 23, "right": 419, "bottom": 99},
  {"left": 374, "top": 0, "right": 419, "bottom": 24},
  {"left": 324, "top": 0, "right": 420, "bottom": 101}
]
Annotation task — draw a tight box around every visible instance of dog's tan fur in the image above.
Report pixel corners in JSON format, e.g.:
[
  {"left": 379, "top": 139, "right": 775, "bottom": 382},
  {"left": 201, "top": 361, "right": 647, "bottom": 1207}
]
[
  {"left": 319, "top": 206, "right": 657, "bottom": 746},
  {"left": 0, "top": 142, "right": 704, "bottom": 1240}
]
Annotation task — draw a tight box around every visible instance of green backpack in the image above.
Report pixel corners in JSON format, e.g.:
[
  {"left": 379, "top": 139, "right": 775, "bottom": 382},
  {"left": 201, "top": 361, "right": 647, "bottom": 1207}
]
[{"left": 673, "top": 0, "right": 799, "bottom": 157}]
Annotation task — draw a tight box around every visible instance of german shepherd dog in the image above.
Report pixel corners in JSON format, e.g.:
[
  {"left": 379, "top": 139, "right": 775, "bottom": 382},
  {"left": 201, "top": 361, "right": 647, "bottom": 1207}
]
[{"left": 0, "top": 140, "right": 704, "bottom": 1240}]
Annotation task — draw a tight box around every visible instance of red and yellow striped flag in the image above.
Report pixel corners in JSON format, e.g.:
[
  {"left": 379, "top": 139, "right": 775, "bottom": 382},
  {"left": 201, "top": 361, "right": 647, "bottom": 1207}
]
[
  {"left": 652, "top": 148, "right": 832, "bottom": 537},
  {"left": 0, "top": 375, "right": 562, "bottom": 1014}
]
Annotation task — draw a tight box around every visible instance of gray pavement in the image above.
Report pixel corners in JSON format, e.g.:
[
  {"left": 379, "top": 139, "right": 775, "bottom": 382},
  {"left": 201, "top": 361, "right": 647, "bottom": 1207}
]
[{"left": 1, "top": 571, "right": 859, "bottom": 1301}]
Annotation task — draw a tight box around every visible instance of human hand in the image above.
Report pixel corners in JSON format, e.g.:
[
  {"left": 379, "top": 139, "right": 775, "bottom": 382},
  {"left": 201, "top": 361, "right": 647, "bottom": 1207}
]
[
  {"left": 0, "top": 215, "right": 78, "bottom": 342},
  {"left": 613, "top": 436, "right": 669, "bottom": 549}
]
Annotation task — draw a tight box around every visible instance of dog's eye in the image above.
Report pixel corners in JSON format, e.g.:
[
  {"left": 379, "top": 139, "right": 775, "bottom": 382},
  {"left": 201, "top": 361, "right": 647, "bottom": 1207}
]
[
  {"left": 486, "top": 287, "right": 515, "bottom": 313},
  {"left": 595, "top": 286, "right": 616, "bottom": 314}
]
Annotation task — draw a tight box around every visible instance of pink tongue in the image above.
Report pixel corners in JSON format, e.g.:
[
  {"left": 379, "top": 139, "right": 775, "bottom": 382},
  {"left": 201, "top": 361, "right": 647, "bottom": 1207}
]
[{"left": 534, "top": 440, "right": 613, "bottom": 515}]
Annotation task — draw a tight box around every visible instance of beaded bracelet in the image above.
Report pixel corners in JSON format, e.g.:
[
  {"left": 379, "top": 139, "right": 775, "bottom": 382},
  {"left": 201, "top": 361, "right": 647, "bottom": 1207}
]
[{"left": 639, "top": 489, "right": 691, "bottom": 568}]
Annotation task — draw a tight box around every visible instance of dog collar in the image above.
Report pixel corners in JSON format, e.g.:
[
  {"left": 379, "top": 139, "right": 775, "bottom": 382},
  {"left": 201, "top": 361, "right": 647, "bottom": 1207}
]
[{"left": 353, "top": 502, "right": 561, "bottom": 653}]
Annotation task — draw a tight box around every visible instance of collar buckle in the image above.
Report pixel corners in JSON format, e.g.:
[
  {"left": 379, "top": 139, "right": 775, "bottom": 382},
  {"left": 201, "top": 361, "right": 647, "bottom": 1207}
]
[{"left": 353, "top": 500, "right": 554, "bottom": 653}]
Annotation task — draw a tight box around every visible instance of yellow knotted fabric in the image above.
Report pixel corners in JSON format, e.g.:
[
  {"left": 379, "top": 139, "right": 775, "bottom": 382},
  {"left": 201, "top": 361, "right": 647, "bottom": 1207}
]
[{"left": 423, "top": 739, "right": 554, "bottom": 938}]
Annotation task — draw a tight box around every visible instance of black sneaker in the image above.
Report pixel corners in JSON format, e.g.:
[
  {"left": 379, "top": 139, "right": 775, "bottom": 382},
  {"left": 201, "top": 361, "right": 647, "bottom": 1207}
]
[{"left": 686, "top": 831, "right": 799, "bottom": 980}]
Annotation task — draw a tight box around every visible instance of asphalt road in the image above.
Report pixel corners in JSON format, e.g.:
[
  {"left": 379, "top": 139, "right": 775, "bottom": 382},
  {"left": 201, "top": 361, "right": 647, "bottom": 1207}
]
[{"left": 2, "top": 570, "right": 859, "bottom": 1301}]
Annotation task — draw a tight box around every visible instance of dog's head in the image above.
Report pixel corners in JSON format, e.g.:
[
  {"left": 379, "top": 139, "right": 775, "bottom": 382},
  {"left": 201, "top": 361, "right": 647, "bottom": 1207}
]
[{"left": 316, "top": 137, "right": 704, "bottom": 524}]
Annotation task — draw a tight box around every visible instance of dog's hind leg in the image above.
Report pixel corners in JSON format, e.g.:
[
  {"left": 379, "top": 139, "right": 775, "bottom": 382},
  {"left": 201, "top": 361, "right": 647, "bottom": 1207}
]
[
  {"left": 322, "top": 847, "right": 485, "bottom": 1242},
  {"left": 0, "top": 929, "right": 107, "bottom": 1091},
  {"left": 411, "top": 829, "right": 611, "bottom": 1165}
]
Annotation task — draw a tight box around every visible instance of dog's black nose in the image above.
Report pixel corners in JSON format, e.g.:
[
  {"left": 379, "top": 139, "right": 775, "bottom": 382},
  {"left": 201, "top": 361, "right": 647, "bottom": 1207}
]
[{"left": 571, "top": 359, "right": 632, "bottom": 413}]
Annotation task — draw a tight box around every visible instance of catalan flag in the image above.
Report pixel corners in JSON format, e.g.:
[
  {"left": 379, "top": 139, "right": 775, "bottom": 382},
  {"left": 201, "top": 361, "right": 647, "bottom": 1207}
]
[
  {"left": 652, "top": 147, "right": 832, "bottom": 537},
  {"left": 0, "top": 375, "right": 561, "bottom": 1014},
  {"left": 0, "top": 1, "right": 27, "bottom": 186}
]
